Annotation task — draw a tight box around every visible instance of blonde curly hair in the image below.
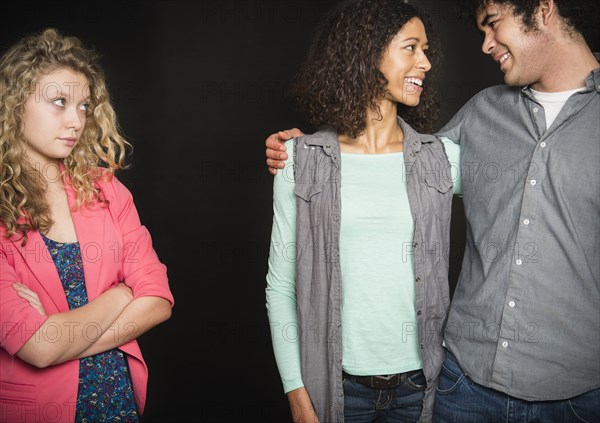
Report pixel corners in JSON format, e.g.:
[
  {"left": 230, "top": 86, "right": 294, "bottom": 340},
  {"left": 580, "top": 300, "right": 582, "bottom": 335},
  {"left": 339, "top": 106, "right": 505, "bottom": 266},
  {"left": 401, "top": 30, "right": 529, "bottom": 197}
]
[{"left": 0, "top": 28, "right": 131, "bottom": 244}]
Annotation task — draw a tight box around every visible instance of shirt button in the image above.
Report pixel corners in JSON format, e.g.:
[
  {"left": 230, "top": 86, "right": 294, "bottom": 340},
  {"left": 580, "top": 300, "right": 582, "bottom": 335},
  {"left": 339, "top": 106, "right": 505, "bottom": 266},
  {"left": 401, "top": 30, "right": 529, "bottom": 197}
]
[
  {"left": 413, "top": 242, "right": 418, "bottom": 248},
  {"left": 523, "top": 219, "right": 530, "bottom": 225},
  {"left": 540, "top": 142, "right": 547, "bottom": 148},
  {"left": 516, "top": 259, "right": 523, "bottom": 265},
  {"left": 533, "top": 107, "right": 539, "bottom": 113},
  {"left": 502, "top": 341, "right": 509, "bottom": 348},
  {"left": 530, "top": 180, "right": 537, "bottom": 186},
  {"left": 415, "top": 277, "right": 421, "bottom": 283},
  {"left": 417, "top": 310, "right": 422, "bottom": 316},
  {"left": 509, "top": 301, "right": 516, "bottom": 308}
]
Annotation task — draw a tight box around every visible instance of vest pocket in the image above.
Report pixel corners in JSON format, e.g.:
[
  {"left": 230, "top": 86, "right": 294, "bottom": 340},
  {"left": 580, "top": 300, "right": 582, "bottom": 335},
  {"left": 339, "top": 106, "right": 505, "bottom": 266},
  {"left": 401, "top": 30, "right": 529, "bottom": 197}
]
[
  {"left": 294, "top": 183, "right": 324, "bottom": 227},
  {"left": 424, "top": 172, "right": 453, "bottom": 193},
  {"left": 424, "top": 173, "right": 453, "bottom": 220}
]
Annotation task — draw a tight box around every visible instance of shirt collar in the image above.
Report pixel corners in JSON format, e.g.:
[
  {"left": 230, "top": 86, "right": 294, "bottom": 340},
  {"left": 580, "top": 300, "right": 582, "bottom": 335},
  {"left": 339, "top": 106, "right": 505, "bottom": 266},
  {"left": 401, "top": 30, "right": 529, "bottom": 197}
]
[
  {"left": 588, "top": 67, "right": 600, "bottom": 92},
  {"left": 396, "top": 116, "right": 434, "bottom": 153},
  {"left": 521, "top": 67, "right": 600, "bottom": 97}
]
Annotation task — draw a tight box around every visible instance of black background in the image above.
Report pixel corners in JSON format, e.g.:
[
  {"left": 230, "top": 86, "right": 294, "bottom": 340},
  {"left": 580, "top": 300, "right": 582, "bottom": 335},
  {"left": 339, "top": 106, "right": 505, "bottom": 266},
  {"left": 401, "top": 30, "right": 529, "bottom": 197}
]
[{"left": 2, "top": 1, "right": 598, "bottom": 421}]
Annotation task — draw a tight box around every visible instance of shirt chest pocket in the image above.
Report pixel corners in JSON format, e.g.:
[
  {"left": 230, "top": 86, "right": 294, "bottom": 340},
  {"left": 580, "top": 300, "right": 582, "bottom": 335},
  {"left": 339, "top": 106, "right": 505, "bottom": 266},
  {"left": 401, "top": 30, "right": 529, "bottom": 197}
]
[{"left": 294, "top": 183, "right": 324, "bottom": 227}]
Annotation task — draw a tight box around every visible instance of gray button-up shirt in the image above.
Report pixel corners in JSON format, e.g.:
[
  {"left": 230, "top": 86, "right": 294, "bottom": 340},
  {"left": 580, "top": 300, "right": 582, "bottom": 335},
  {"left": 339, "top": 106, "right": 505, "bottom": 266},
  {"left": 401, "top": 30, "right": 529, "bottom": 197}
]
[{"left": 437, "top": 69, "right": 600, "bottom": 401}]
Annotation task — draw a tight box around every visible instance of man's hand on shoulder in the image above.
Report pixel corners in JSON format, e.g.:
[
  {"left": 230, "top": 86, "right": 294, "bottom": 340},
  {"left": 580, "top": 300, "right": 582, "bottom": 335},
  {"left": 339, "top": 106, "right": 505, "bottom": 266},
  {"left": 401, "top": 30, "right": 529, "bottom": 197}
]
[{"left": 266, "top": 128, "right": 304, "bottom": 175}]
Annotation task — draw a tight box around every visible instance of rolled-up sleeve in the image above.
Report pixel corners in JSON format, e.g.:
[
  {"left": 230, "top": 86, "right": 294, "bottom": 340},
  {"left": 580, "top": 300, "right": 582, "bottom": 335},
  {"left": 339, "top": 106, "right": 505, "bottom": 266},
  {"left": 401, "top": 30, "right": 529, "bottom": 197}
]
[{"left": 107, "top": 178, "right": 174, "bottom": 306}]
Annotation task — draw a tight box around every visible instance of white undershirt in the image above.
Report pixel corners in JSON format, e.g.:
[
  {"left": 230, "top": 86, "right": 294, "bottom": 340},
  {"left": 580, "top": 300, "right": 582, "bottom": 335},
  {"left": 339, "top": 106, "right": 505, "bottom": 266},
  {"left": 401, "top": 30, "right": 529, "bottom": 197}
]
[{"left": 530, "top": 87, "right": 585, "bottom": 129}]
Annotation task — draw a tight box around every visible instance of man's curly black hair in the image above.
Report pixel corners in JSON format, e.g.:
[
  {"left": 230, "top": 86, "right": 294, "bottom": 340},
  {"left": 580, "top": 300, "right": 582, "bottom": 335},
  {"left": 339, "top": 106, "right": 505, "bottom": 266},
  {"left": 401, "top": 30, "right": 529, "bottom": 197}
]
[
  {"left": 457, "top": 0, "right": 598, "bottom": 37},
  {"left": 290, "top": 0, "right": 441, "bottom": 137}
]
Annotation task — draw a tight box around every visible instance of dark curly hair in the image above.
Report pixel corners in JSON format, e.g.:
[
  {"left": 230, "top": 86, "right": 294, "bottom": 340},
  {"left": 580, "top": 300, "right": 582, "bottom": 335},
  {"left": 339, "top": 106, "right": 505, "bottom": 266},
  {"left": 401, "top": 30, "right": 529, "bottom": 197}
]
[
  {"left": 290, "top": 0, "right": 441, "bottom": 137},
  {"left": 457, "top": 0, "right": 598, "bottom": 37}
]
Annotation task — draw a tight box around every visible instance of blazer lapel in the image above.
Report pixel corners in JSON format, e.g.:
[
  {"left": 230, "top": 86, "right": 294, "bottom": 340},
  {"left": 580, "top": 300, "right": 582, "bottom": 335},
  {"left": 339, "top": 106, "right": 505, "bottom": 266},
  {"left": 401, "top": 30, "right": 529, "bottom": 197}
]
[
  {"left": 9, "top": 231, "right": 69, "bottom": 313},
  {"left": 65, "top": 182, "right": 106, "bottom": 301}
]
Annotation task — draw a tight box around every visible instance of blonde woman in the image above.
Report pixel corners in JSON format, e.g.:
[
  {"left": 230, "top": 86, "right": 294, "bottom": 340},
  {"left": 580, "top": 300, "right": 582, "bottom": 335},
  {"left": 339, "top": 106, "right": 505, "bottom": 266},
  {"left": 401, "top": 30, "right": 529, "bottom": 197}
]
[{"left": 0, "top": 29, "right": 173, "bottom": 422}]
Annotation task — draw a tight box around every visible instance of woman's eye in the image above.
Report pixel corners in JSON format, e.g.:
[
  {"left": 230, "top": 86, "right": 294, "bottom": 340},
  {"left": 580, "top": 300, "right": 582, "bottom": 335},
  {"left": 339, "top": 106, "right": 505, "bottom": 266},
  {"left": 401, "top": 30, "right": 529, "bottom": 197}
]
[
  {"left": 52, "top": 98, "right": 66, "bottom": 107},
  {"left": 405, "top": 45, "right": 415, "bottom": 52},
  {"left": 79, "top": 103, "right": 90, "bottom": 112}
]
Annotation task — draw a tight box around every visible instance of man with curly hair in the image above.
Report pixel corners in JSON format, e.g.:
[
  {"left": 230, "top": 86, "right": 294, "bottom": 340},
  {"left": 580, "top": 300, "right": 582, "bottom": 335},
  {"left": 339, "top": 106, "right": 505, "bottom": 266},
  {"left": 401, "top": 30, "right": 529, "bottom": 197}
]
[
  {"left": 429, "top": 0, "right": 599, "bottom": 422},
  {"left": 265, "top": 0, "right": 599, "bottom": 421}
]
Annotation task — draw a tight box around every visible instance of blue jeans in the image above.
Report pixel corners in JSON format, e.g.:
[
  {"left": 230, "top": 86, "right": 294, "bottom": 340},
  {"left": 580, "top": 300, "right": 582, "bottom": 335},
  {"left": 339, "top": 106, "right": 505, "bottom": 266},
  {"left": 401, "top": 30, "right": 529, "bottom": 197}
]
[
  {"left": 343, "top": 370, "right": 426, "bottom": 422},
  {"left": 433, "top": 350, "right": 600, "bottom": 423}
]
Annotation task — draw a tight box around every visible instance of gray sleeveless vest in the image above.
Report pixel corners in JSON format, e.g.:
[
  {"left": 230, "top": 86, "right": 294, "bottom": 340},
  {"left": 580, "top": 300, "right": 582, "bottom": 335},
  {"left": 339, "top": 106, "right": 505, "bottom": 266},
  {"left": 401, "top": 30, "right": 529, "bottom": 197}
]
[{"left": 294, "top": 118, "right": 453, "bottom": 422}]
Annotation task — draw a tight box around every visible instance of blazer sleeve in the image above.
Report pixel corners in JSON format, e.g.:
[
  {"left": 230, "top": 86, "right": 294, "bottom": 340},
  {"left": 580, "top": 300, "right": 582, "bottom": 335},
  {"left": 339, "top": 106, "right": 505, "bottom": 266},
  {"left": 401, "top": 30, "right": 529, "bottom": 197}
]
[
  {"left": 0, "top": 240, "right": 49, "bottom": 355},
  {"left": 103, "top": 177, "right": 174, "bottom": 306}
]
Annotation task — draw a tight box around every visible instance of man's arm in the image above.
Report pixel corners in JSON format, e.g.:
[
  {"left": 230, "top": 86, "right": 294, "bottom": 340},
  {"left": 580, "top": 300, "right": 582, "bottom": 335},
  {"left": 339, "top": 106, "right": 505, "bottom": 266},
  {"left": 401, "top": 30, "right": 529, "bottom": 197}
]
[{"left": 265, "top": 128, "right": 304, "bottom": 174}]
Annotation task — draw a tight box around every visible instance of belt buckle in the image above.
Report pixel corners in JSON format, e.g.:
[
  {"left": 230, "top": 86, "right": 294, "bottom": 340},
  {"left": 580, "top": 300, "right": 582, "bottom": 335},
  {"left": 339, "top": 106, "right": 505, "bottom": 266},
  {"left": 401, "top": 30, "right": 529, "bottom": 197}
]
[{"left": 371, "top": 373, "right": 400, "bottom": 389}]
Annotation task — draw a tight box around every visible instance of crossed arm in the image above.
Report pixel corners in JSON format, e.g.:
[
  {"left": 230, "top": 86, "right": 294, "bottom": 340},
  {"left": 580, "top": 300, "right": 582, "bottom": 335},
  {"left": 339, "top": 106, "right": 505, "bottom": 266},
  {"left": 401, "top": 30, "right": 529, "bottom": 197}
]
[{"left": 13, "top": 282, "right": 171, "bottom": 368}]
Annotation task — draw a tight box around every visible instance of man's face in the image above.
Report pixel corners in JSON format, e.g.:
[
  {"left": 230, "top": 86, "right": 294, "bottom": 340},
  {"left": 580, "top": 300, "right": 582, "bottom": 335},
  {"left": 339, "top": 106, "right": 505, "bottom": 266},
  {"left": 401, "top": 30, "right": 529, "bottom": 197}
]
[{"left": 476, "top": 2, "right": 550, "bottom": 87}]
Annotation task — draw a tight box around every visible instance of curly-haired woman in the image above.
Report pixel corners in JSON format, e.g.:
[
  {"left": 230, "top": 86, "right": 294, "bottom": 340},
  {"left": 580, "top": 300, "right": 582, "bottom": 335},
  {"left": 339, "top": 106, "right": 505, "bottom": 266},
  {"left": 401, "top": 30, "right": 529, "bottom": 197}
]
[
  {"left": 265, "top": 0, "right": 460, "bottom": 422},
  {"left": 0, "top": 29, "right": 173, "bottom": 422}
]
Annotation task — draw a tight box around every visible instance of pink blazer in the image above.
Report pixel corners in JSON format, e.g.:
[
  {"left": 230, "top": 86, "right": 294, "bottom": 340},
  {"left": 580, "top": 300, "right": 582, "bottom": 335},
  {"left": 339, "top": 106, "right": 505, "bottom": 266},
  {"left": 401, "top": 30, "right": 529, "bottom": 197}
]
[{"left": 0, "top": 175, "right": 174, "bottom": 422}]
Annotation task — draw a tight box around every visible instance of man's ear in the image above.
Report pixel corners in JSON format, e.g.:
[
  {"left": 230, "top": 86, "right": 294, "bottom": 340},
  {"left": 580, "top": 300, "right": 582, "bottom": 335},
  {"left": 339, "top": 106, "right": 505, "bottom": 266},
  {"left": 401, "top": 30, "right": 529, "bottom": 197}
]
[{"left": 538, "top": 0, "right": 556, "bottom": 26}]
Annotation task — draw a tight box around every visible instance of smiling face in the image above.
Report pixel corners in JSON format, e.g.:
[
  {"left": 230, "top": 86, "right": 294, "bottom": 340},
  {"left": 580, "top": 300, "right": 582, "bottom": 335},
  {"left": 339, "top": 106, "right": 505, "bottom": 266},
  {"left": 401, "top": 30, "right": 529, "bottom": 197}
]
[
  {"left": 379, "top": 17, "right": 432, "bottom": 107},
  {"left": 477, "top": 2, "right": 550, "bottom": 87},
  {"left": 21, "top": 67, "right": 90, "bottom": 167}
]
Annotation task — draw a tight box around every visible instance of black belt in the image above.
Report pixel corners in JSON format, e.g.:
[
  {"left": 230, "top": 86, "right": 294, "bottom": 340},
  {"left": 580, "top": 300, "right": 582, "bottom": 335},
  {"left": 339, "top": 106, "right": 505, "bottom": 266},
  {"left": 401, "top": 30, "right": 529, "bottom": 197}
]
[{"left": 342, "top": 369, "right": 421, "bottom": 389}]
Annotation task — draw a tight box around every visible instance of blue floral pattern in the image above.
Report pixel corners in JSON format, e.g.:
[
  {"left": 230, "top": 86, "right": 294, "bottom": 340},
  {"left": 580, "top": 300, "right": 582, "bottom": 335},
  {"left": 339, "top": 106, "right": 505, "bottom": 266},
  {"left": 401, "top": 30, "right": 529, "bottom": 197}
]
[{"left": 42, "top": 234, "right": 138, "bottom": 422}]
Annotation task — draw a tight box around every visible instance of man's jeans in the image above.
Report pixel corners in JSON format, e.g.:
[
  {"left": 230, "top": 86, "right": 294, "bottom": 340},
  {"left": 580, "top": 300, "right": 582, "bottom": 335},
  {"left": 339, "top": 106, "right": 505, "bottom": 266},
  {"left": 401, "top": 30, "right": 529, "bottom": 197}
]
[
  {"left": 343, "top": 370, "right": 426, "bottom": 422},
  {"left": 433, "top": 350, "right": 600, "bottom": 423}
]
